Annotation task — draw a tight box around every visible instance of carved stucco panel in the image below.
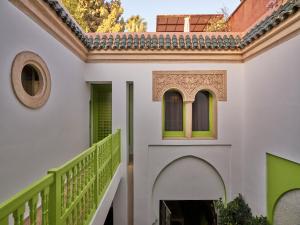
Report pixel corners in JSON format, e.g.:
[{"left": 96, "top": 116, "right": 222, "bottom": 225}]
[{"left": 152, "top": 71, "right": 227, "bottom": 102}]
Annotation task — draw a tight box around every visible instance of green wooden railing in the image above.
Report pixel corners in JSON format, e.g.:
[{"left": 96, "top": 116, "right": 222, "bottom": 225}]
[{"left": 0, "top": 129, "right": 121, "bottom": 225}]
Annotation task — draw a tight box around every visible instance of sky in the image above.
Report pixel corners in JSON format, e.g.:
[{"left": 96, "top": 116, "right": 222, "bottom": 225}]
[{"left": 121, "top": 0, "right": 241, "bottom": 31}]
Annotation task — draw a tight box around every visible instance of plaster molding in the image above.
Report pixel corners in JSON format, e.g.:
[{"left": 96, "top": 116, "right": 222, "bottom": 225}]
[
  {"left": 9, "top": 0, "right": 88, "bottom": 61},
  {"left": 87, "top": 50, "right": 243, "bottom": 63},
  {"left": 152, "top": 70, "right": 227, "bottom": 102},
  {"left": 11, "top": 51, "right": 51, "bottom": 109}
]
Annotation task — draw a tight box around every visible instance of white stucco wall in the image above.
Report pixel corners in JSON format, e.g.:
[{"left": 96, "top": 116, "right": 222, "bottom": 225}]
[
  {"left": 243, "top": 34, "right": 300, "bottom": 215},
  {"left": 0, "top": 1, "right": 89, "bottom": 202},
  {"left": 150, "top": 154, "right": 227, "bottom": 224},
  {"left": 2, "top": 1, "right": 298, "bottom": 224},
  {"left": 85, "top": 63, "right": 244, "bottom": 225}
]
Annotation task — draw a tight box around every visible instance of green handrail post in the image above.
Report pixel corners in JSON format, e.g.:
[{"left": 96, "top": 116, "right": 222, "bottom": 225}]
[
  {"left": 93, "top": 143, "right": 99, "bottom": 206},
  {"left": 118, "top": 129, "right": 121, "bottom": 165},
  {"left": 108, "top": 134, "right": 112, "bottom": 181},
  {"left": 111, "top": 134, "right": 113, "bottom": 179},
  {"left": 48, "top": 169, "right": 62, "bottom": 225}
]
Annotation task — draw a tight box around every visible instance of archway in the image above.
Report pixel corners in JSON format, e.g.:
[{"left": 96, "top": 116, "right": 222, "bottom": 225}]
[{"left": 152, "top": 156, "right": 226, "bottom": 224}]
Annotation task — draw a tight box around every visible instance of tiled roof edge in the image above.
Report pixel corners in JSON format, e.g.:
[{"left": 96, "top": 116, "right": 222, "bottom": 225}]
[
  {"left": 43, "top": 0, "right": 91, "bottom": 48},
  {"left": 241, "top": 0, "right": 300, "bottom": 48},
  {"left": 88, "top": 33, "right": 243, "bottom": 50},
  {"left": 43, "top": 0, "right": 299, "bottom": 51}
]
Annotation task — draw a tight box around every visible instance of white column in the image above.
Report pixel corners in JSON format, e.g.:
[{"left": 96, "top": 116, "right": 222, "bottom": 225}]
[{"left": 184, "top": 17, "right": 190, "bottom": 32}]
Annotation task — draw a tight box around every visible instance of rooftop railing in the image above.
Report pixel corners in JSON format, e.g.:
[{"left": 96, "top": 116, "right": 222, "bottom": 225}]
[{"left": 0, "top": 129, "right": 121, "bottom": 225}]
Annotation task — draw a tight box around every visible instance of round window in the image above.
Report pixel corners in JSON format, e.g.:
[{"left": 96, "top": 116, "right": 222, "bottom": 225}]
[
  {"left": 11, "top": 51, "right": 51, "bottom": 109},
  {"left": 21, "top": 65, "right": 41, "bottom": 96}
]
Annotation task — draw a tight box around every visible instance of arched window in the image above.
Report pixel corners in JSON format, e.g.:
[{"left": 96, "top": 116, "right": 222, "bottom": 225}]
[
  {"left": 192, "top": 91, "right": 214, "bottom": 137},
  {"left": 163, "top": 90, "right": 184, "bottom": 137}
]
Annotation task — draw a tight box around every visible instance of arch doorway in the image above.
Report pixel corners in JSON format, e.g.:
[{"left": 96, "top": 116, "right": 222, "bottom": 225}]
[{"left": 152, "top": 156, "right": 226, "bottom": 225}]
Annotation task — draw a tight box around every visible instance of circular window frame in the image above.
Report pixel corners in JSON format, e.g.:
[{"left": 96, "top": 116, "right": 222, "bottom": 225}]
[{"left": 11, "top": 51, "right": 51, "bottom": 109}]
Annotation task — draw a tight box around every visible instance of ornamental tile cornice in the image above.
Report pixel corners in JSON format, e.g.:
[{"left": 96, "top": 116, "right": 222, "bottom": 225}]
[
  {"left": 10, "top": 0, "right": 300, "bottom": 62},
  {"left": 86, "top": 0, "right": 299, "bottom": 51},
  {"left": 87, "top": 33, "right": 243, "bottom": 51},
  {"left": 41, "top": 0, "right": 299, "bottom": 52},
  {"left": 241, "top": 0, "right": 300, "bottom": 48}
]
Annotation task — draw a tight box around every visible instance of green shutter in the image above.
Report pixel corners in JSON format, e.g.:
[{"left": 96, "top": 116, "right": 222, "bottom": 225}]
[{"left": 91, "top": 84, "right": 112, "bottom": 144}]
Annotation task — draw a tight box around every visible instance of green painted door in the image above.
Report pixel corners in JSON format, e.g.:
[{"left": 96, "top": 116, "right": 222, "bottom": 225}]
[{"left": 91, "top": 84, "right": 112, "bottom": 144}]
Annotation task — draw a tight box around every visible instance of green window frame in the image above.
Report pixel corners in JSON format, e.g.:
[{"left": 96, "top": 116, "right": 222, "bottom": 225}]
[
  {"left": 162, "top": 91, "right": 185, "bottom": 138},
  {"left": 192, "top": 92, "right": 215, "bottom": 138}
]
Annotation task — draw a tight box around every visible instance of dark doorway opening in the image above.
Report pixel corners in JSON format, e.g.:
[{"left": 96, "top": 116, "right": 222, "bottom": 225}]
[
  {"left": 104, "top": 206, "right": 113, "bottom": 225},
  {"left": 160, "top": 200, "right": 217, "bottom": 225}
]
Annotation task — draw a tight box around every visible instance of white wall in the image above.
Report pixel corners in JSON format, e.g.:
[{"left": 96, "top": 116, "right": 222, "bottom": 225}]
[
  {"left": 150, "top": 154, "right": 227, "bottom": 224},
  {"left": 85, "top": 62, "right": 244, "bottom": 225},
  {"left": 243, "top": 35, "right": 300, "bottom": 215},
  {"left": 2, "top": 1, "right": 298, "bottom": 223},
  {"left": 0, "top": 1, "right": 90, "bottom": 202}
]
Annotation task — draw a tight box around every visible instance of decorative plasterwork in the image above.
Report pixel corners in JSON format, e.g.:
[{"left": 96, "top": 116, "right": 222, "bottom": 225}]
[
  {"left": 11, "top": 51, "right": 51, "bottom": 109},
  {"left": 152, "top": 70, "right": 227, "bottom": 102}
]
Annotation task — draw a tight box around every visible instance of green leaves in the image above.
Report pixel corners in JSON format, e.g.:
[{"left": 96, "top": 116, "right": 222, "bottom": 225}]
[
  {"left": 62, "top": 0, "right": 147, "bottom": 33},
  {"left": 125, "top": 15, "right": 147, "bottom": 32},
  {"left": 216, "top": 194, "right": 269, "bottom": 225}
]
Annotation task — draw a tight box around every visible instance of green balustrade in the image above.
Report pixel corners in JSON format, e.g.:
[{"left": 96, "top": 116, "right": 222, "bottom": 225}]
[{"left": 0, "top": 129, "right": 121, "bottom": 225}]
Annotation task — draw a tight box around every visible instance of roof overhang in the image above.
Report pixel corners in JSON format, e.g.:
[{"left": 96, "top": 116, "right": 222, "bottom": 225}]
[
  {"left": 8, "top": 0, "right": 300, "bottom": 63},
  {"left": 9, "top": 0, "right": 89, "bottom": 61}
]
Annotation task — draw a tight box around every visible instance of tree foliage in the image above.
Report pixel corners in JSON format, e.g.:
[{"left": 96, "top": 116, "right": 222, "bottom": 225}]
[
  {"left": 62, "top": 0, "right": 78, "bottom": 15},
  {"left": 205, "top": 17, "right": 229, "bottom": 32},
  {"left": 62, "top": 0, "right": 147, "bottom": 33},
  {"left": 215, "top": 194, "right": 269, "bottom": 225},
  {"left": 62, "top": 0, "right": 89, "bottom": 31},
  {"left": 205, "top": 6, "right": 230, "bottom": 32},
  {"left": 125, "top": 15, "right": 147, "bottom": 32}
]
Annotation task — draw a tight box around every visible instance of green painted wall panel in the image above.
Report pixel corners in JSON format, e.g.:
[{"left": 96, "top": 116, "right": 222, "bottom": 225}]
[{"left": 267, "top": 153, "right": 300, "bottom": 224}]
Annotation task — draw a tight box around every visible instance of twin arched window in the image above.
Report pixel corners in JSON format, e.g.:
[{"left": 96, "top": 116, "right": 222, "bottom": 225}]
[{"left": 163, "top": 90, "right": 215, "bottom": 138}]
